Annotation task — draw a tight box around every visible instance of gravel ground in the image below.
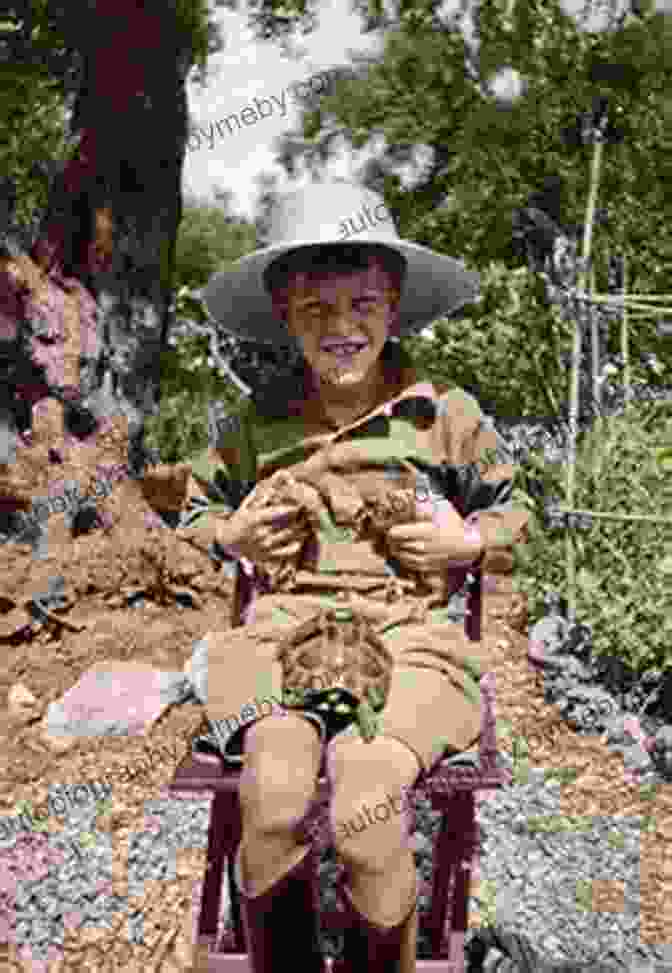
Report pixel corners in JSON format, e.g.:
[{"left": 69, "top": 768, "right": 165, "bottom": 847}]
[
  {"left": 3, "top": 404, "right": 670, "bottom": 970},
  {"left": 1, "top": 791, "right": 214, "bottom": 969},
  {"left": 6, "top": 620, "right": 671, "bottom": 973},
  {"left": 466, "top": 771, "right": 672, "bottom": 971},
  {"left": 5, "top": 747, "right": 669, "bottom": 971}
]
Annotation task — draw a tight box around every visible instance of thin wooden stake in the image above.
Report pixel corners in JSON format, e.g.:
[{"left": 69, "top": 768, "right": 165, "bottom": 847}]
[
  {"left": 567, "top": 137, "right": 603, "bottom": 626},
  {"left": 591, "top": 293, "right": 672, "bottom": 302},
  {"left": 580, "top": 294, "right": 672, "bottom": 315},
  {"left": 621, "top": 252, "right": 631, "bottom": 412},
  {"left": 590, "top": 264, "right": 601, "bottom": 428}
]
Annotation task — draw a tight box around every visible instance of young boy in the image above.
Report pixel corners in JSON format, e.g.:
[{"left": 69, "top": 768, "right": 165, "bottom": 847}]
[{"left": 187, "top": 180, "right": 530, "bottom": 973}]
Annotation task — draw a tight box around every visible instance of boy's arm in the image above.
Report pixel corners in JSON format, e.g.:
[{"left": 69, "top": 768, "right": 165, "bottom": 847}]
[
  {"left": 178, "top": 406, "right": 255, "bottom": 550},
  {"left": 440, "top": 390, "right": 532, "bottom": 574},
  {"left": 462, "top": 409, "right": 531, "bottom": 574}
]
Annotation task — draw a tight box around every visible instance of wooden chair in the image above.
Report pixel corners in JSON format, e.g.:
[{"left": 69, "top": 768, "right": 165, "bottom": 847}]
[{"left": 170, "top": 567, "right": 512, "bottom": 972}]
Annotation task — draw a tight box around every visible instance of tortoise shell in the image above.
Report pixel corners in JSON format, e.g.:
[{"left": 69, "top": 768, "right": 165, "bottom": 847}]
[{"left": 275, "top": 605, "right": 394, "bottom": 708}]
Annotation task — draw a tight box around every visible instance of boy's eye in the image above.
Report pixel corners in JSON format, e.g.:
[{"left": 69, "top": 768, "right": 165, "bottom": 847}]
[{"left": 301, "top": 298, "right": 380, "bottom": 317}]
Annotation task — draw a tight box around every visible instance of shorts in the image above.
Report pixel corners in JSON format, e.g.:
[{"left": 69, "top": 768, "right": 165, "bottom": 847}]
[{"left": 201, "top": 590, "right": 487, "bottom": 777}]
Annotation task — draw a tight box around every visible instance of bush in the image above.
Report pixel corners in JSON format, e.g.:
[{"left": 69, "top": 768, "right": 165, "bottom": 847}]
[
  {"left": 143, "top": 325, "right": 245, "bottom": 464},
  {"left": 511, "top": 398, "right": 672, "bottom": 679}
]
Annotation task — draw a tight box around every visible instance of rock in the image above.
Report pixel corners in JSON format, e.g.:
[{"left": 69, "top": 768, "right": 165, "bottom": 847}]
[
  {"left": 46, "top": 661, "right": 193, "bottom": 738},
  {"left": 411, "top": 832, "right": 432, "bottom": 855},
  {"left": 139, "top": 462, "right": 192, "bottom": 513},
  {"left": 506, "top": 591, "right": 528, "bottom": 632},
  {"left": 7, "top": 682, "right": 40, "bottom": 722},
  {"left": 659, "top": 671, "right": 672, "bottom": 722},
  {"left": 528, "top": 614, "right": 570, "bottom": 668},
  {"left": 184, "top": 637, "right": 209, "bottom": 704},
  {"left": 654, "top": 725, "right": 672, "bottom": 751},
  {"left": 622, "top": 742, "right": 655, "bottom": 777},
  {"left": 39, "top": 718, "right": 81, "bottom": 753},
  {"left": 0, "top": 602, "right": 35, "bottom": 639},
  {"left": 563, "top": 657, "right": 594, "bottom": 683},
  {"left": 511, "top": 812, "right": 528, "bottom": 834},
  {"left": 554, "top": 683, "right": 619, "bottom": 734},
  {"left": 651, "top": 726, "right": 672, "bottom": 776},
  {"left": 601, "top": 714, "right": 629, "bottom": 744}
]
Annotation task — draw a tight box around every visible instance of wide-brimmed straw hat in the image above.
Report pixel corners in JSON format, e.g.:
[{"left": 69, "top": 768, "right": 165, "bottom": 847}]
[{"left": 201, "top": 180, "right": 480, "bottom": 344}]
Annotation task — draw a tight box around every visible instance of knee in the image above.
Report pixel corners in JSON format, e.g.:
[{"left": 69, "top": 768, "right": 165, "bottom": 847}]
[
  {"left": 238, "top": 714, "right": 322, "bottom": 837},
  {"left": 330, "top": 778, "right": 414, "bottom": 874}
]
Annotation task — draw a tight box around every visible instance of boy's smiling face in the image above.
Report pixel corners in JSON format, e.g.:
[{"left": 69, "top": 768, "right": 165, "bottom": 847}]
[{"left": 278, "top": 256, "right": 402, "bottom": 390}]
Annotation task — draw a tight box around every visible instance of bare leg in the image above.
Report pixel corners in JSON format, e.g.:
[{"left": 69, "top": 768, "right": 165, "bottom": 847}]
[
  {"left": 233, "top": 712, "right": 326, "bottom": 973},
  {"left": 327, "top": 734, "right": 421, "bottom": 971},
  {"left": 237, "top": 712, "right": 323, "bottom": 894}
]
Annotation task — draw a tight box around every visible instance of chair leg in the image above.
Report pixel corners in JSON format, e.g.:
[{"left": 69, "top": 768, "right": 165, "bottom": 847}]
[
  {"left": 423, "top": 792, "right": 476, "bottom": 962},
  {"left": 226, "top": 848, "right": 245, "bottom": 952},
  {"left": 199, "top": 792, "right": 241, "bottom": 945},
  {"left": 234, "top": 842, "right": 326, "bottom": 973},
  {"left": 449, "top": 793, "right": 477, "bottom": 943},
  {"left": 332, "top": 872, "right": 418, "bottom": 973}
]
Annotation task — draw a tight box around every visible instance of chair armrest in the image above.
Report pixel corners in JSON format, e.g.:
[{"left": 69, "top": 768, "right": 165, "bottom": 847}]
[
  {"left": 422, "top": 670, "right": 512, "bottom": 797},
  {"left": 169, "top": 752, "right": 243, "bottom": 794},
  {"left": 464, "top": 564, "right": 483, "bottom": 642},
  {"left": 428, "top": 752, "right": 512, "bottom": 796}
]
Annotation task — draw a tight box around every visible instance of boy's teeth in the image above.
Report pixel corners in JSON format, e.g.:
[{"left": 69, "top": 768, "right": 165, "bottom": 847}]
[{"left": 322, "top": 341, "right": 366, "bottom": 351}]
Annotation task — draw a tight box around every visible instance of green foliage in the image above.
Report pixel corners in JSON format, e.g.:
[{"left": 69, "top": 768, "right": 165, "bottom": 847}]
[
  {"left": 1, "top": 1, "right": 224, "bottom": 235},
  {"left": 400, "top": 263, "right": 577, "bottom": 421},
  {"left": 143, "top": 336, "right": 245, "bottom": 463},
  {"left": 511, "top": 397, "right": 672, "bottom": 679},
  {"left": 638, "top": 781, "right": 659, "bottom": 801},
  {"left": 510, "top": 733, "right": 531, "bottom": 785},
  {"left": 606, "top": 829, "right": 626, "bottom": 850},
  {"left": 399, "top": 259, "right": 667, "bottom": 427},
  {"left": 218, "top": 0, "right": 318, "bottom": 48},
  {"left": 173, "top": 199, "right": 258, "bottom": 291},
  {"left": 96, "top": 798, "right": 114, "bottom": 817},
  {"left": 639, "top": 812, "right": 656, "bottom": 833},
  {"left": 575, "top": 878, "right": 593, "bottom": 911},
  {"left": 526, "top": 814, "right": 593, "bottom": 834},
  {"left": 175, "top": 0, "right": 215, "bottom": 73},
  {"left": 476, "top": 878, "right": 498, "bottom": 928},
  {"left": 0, "top": 1, "right": 74, "bottom": 228},
  {"left": 144, "top": 198, "right": 257, "bottom": 463},
  {"left": 14, "top": 800, "right": 49, "bottom": 832},
  {"left": 275, "top": 0, "right": 670, "bottom": 423},
  {"left": 543, "top": 766, "right": 579, "bottom": 785}
]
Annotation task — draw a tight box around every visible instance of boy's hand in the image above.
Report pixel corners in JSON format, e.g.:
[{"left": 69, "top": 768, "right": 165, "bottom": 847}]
[
  {"left": 386, "top": 518, "right": 483, "bottom": 574},
  {"left": 218, "top": 504, "right": 311, "bottom": 564}
]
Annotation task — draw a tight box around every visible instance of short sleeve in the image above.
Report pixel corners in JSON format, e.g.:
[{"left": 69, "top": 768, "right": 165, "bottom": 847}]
[
  {"left": 208, "top": 401, "right": 243, "bottom": 450},
  {"left": 477, "top": 412, "right": 516, "bottom": 468},
  {"left": 439, "top": 388, "right": 531, "bottom": 570},
  {"left": 188, "top": 400, "right": 257, "bottom": 510}
]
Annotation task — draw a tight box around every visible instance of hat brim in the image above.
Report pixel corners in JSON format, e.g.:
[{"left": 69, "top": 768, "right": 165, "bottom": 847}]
[{"left": 201, "top": 237, "right": 480, "bottom": 344}]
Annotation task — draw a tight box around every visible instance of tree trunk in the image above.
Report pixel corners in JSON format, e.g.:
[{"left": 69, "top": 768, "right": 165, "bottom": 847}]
[{"left": 29, "top": 0, "right": 192, "bottom": 475}]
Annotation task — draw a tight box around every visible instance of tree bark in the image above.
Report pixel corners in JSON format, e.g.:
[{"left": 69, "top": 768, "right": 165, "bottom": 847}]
[{"left": 29, "top": 0, "right": 192, "bottom": 474}]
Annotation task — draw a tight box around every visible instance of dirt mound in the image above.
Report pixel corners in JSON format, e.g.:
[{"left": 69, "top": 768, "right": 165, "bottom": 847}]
[{"left": 0, "top": 456, "right": 237, "bottom": 972}]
